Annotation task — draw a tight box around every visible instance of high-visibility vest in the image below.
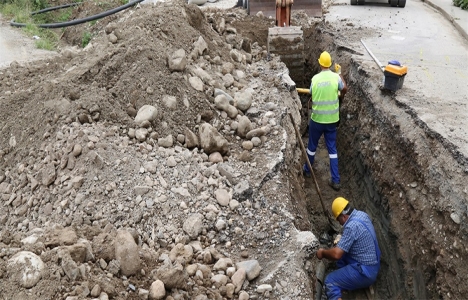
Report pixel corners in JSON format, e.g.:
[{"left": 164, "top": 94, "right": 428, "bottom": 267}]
[{"left": 310, "top": 71, "right": 340, "bottom": 124}]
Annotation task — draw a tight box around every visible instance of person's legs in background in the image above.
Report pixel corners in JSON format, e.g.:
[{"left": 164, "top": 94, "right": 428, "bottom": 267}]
[
  {"left": 303, "top": 119, "right": 324, "bottom": 175},
  {"left": 323, "top": 124, "right": 340, "bottom": 185}
]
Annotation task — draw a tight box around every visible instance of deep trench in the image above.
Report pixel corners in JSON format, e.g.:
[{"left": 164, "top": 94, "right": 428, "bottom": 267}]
[
  {"left": 295, "top": 60, "right": 409, "bottom": 298},
  {"left": 284, "top": 24, "right": 468, "bottom": 300}
]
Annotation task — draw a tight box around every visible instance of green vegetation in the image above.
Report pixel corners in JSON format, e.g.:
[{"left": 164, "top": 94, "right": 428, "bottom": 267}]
[
  {"left": 0, "top": 0, "right": 58, "bottom": 49},
  {"left": 453, "top": 0, "right": 468, "bottom": 10},
  {"left": 16, "top": 21, "right": 59, "bottom": 50},
  {"left": 81, "top": 31, "right": 92, "bottom": 48},
  {"left": 0, "top": 0, "right": 123, "bottom": 50},
  {"left": 1, "top": 0, "right": 32, "bottom": 22},
  {"left": 57, "top": 7, "right": 73, "bottom": 22}
]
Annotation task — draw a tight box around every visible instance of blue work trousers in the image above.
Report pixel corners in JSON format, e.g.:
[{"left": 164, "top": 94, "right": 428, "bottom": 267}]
[
  {"left": 324, "top": 254, "right": 379, "bottom": 300},
  {"left": 303, "top": 119, "right": 340, "bottom": 183}
]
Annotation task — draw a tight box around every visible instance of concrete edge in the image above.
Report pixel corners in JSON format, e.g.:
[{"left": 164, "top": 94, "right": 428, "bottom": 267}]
[{"left": 421, "top": 0, "right": 468, "bottom": 42}]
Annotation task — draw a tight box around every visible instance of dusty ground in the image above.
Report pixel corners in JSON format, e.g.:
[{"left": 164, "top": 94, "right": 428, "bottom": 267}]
[
  {"left": 0, "top": 16, "right": 57, "bottom": 68},
  {"left": 1, "top": 0, "right": 467, "bottom": 299}
]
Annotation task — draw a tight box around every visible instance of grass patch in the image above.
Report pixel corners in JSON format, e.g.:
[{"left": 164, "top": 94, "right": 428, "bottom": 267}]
[
  {"left": 1, "top": 0, "right": 124, "bottom": 49},
  {"left": 57, "top": 7, "right": 73, "bottom": 22},
  {"left": 22, "top": 23, "right": 58, "bottom": 50},
  {"left": 1, "top": 0, "right": 32, "bottom": 22},
  {"left": 35, "top": 36, "right": 55, "bottom": 50},
  {"left": 81, "top": 31, "right": 92, "bottom": 48},
  {"left": 1, "top": 0, "right": 59, "bottom": 50}
]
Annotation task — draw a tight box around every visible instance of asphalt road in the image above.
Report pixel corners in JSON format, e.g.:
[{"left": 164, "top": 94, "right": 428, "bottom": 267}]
[{"left": 326, "top": 0, "right": 468, "bottom": 157}]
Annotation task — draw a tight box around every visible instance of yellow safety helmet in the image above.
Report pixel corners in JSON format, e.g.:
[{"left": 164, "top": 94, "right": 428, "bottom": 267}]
[
  {"left": 318, "top": 51, "right": 332, "bottom": 68},
  {"left": 332, "top": 197, "right": 349, "bottom": 219}
]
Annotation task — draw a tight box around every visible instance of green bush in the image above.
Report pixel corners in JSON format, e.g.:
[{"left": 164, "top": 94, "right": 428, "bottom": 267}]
[
  {"left": 453, "top": 0, "right": 468, "bottom": 10},
  {"left": 33, "top": 0, "right": 47, "bottom": 10},
  {"left": 0, "top": 0, "right": 46, "bottom": 11},
  {"left": 81, "top": 31, "right": 92, "bottom": 48}
]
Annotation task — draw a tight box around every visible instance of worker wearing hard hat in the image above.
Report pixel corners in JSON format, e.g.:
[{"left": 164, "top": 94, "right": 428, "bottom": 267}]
[
  {"left": 316, "top": 197, "right": 381, "bottom": 300},
  {"left": 303, "top": 51, "right": 347, "bottom": 191}
]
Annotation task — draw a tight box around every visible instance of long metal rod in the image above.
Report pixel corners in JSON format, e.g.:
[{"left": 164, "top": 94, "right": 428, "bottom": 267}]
[
  {"left": 288, "top": 113, "right": 340, "bottom": 231},
  {"left": 361, "top": 39, "right": 385, "bottom": 73}
]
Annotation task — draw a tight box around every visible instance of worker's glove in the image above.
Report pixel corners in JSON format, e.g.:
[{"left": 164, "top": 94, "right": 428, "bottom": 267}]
[{"left": 335, "top": 63, "right": 341, "bottom": 75}]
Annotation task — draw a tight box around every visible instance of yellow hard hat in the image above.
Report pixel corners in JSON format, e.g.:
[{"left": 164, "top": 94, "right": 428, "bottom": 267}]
[
  {"left": 332, "top": 197, "right": 349, "bottom": 219},
  {"left": 318, "top": 51, "right": 332, "bottom": 67}
]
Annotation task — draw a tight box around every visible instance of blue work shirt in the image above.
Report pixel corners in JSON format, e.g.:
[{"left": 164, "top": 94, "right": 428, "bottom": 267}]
[{"left": 336, "top": 210, "right": 379, "bottom": 266}]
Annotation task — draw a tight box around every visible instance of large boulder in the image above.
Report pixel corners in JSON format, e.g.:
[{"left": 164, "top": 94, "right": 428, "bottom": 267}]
[
  {"left": 167, "top": 49, "right": 187, "bottom": 72},
  {"left": 149, "top": 280, "right": 166, "bottom": 299},
  {"left": 155, "top": 267, "right": 188, "bottom": 290},
  {"left": 183, "top": 213, "right": 204, "bottom": 239},
  {"left": 135, "top": 105, "right": 158, "bottom": 125},
  {"left": 234, "top": 89, "right": 253, "bottom": 112},
  {"left": 184, "top": 128, "right": 199, "bottom": 149},
  {"left": 199, "top": 123, "right": 229, "bottom": 155},
  {"left": 115, "top": 230, "right": 142, "bottom": 276},
  {"left": 237, "top": 116, "right": 252, "bottom": 138},
  {"left": 236, "top": 260, "right": 262, "bottom": 281},
  {"left": 7, "top": 251, "right": 45, "bottom": 288}
]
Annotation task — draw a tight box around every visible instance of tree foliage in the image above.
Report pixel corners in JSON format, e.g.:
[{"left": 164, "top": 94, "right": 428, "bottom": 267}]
[{"left": 453, "top": 0, "right": 468, "bottom": 10}]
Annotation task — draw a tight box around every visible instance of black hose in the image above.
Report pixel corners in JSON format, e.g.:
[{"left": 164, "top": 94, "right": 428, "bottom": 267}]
[
  {"left": 10, "top": 0, "right": 145, "bottom": 29},
  {"left": 30, "top": 3, "right": 82, "bottom": 16}
]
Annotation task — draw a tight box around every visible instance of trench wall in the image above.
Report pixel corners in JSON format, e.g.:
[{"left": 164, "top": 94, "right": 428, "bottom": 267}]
[
  {"left": 232, "top": 17, "right": 468, "bottom": 299},
  {"left": 334, "top": 55, "right": 468, "bottom": 299}
]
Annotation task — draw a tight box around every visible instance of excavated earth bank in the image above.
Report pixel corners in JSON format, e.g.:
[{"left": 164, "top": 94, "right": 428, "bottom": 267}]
[{"left": 0, "top": 0, "right": 467, "bottom": 299}]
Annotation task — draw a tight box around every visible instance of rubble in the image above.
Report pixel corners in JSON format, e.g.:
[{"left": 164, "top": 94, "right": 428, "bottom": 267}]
[{"left": 0, "top": 0, "right": 317, "bottom": 298}]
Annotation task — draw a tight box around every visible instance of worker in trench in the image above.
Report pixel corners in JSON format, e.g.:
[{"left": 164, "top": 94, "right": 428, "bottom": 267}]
[
  {"left": 316, "top": 197, "right": 381, "bottom": 300},
  {"left": 303, "top": 51, "right": 347, "bottom": 191}
]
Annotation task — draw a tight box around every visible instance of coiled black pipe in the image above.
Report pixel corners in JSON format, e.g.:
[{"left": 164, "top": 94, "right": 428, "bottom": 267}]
[{"left": 10, "top": 0, "right": 145, "bottom": 29}]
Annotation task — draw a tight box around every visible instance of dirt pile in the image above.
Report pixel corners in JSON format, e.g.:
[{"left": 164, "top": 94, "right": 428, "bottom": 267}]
[{"left": 0, "top": 1, "right": 322, "bottom": 299}]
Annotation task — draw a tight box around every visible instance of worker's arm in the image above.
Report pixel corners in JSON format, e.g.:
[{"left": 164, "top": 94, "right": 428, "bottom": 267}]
[
  {"left": 316, "top": 246, "right": 345, "bottom": 261},
  {"left": 309, "top": 79, "right": 314, "bottom": 108},
  {"left": 335, "top": 64, "right": 347, "bottom": 105},
  {"left": 338, "top": 74, "right": 347, "bottom": 107},
  {"left": 339, "top": 74, "right": 348, "bottom": 96}
]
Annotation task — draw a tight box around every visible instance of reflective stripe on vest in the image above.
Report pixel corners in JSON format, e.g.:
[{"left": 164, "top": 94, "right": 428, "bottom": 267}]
[{"left": 310, "top": 71, "right": 340, "bottom": 124}]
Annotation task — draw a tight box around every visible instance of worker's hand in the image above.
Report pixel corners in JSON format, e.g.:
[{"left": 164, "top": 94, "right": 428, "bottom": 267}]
[
  {"left": 335, "top": 63, "right": 341, "bottom": 75},
  {"left": 316, "top": 248, "right": 324, "bottom": 259}
]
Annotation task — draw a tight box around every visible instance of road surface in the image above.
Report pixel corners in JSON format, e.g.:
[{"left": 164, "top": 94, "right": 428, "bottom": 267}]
[{"left": 327, "top": 0, "right": 468, "bottom": 157}]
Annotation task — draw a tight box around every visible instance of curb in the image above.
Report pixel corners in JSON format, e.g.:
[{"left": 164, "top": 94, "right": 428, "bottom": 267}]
[{"left": 421, "top": 0, "right": 468, "bottom": 42}]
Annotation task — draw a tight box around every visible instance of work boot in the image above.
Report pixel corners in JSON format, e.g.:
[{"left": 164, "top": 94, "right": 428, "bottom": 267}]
[
  {"left": 328, "top": 179, "right": 341, "bottom": 191},
  {"left": 303, "top": 164, "right": 312, "bottom": 178}
]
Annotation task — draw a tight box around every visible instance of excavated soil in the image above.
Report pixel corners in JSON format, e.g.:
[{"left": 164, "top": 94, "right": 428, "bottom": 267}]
[{"left": 1, "top": 0, "right": 468, "bottom": 299}]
